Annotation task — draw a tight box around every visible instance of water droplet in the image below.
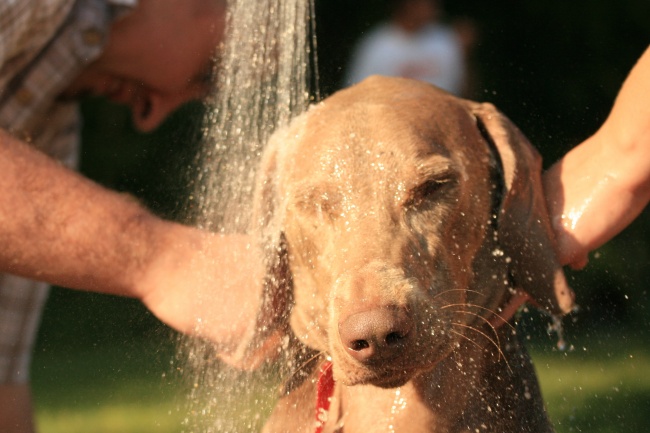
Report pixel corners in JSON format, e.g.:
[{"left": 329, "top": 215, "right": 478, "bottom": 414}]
[{"left": 546, "top": 314, "right": 569, "bottom": 351}]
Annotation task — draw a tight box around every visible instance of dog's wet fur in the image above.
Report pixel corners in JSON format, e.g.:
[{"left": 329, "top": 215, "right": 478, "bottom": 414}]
[{"left": 249, "top": 76, "right": 575, "bottom": 433}]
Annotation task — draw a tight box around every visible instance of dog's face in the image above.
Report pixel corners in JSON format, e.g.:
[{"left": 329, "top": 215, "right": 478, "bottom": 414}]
[{"left": 254, "top": 76, "right": 573, "bottom": 387}]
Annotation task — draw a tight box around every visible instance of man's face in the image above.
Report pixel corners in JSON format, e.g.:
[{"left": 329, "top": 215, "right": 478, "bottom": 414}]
[{"left": 64, "top": 0, "right": 226, "bottom": 132}]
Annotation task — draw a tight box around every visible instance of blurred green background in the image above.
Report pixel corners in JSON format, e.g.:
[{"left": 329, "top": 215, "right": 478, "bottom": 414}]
[{"left": 33, "top": 1, "right": 648, "bottom": 432}]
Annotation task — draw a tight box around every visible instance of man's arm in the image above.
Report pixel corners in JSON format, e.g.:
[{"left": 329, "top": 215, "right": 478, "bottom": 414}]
[
  {"left": 0, "top": 128, "right": 158, "bottom": 295},
  {"left": 0, "top": 129, "right": 264, "bottom": 352},
  {"left": 544, "top": 45, "right": 650, "bottom": 268}
]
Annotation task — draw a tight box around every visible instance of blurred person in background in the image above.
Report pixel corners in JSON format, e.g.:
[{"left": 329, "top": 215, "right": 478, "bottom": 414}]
[{"left": 344, "top": 0, "right": 468, "bottom": 96}]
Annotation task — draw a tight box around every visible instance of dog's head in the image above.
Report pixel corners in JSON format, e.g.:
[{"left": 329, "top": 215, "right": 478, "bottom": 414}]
[{"left": 252, "top": 76, "right": 574, "bottom": 387}]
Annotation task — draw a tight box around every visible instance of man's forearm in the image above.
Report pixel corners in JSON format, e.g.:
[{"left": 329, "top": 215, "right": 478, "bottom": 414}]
[
  {"left": 0, "top": 129, "right": 267, "bottom": 353},
  {"left": 0, "top": 129, "right": 161, "bottom": 297}
]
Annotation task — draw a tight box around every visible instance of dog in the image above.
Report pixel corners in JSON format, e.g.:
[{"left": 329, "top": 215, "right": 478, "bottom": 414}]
[{"left": 241, "top": 76, "right": 575, "bottom": 433}]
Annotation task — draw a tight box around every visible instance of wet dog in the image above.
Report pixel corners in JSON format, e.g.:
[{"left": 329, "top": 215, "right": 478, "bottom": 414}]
[{"left": 248, "top": 76, "right": 575, "bottom": 433}]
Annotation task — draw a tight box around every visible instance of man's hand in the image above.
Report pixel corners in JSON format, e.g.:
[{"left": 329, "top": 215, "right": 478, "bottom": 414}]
[{"left": 137, "top": 228, "right": 269, "bottom": 358}]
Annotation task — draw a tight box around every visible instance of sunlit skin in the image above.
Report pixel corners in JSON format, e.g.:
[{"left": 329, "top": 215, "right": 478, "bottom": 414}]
[
  {"left": 62, "top": 0, "right": 226, "bottom": 131},
  {"left": 543, "top": 46, "right": 650, "bottom": 269}
]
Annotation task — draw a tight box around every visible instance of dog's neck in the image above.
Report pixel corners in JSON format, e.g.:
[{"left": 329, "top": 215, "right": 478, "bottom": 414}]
[{"left": 318, "top": 322, "right": 552, "bottom": 433}]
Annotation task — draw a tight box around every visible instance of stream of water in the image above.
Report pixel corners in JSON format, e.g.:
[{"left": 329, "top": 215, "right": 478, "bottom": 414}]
[
  {"left": 188, "top": 0, "right": 317, "bottom": 233},
  {"left": 178, "top": 1, "right": 317, "bottom": 431}
]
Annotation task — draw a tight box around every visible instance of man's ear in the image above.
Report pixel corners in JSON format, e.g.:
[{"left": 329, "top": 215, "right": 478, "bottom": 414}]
[{"left": 472, "top": 102, "right": 575, "bottom": 316}]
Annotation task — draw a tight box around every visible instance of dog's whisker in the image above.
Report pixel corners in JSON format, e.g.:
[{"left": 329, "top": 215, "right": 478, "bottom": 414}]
[
  {"left": 448, "top": 309, "right": 501, "bottom": 354},
  {"left": 284, "top": 350, "right": 326, "bottom": 384},
  {"left": 451, "top": 323, "right": 512, "bottom": 373},
  {"left": 451, "top": 312, "right": 503, "bottom": 364},
  {"left": 451, "top": 322, "right": 501, "bottom": 354},
  {"left": 431, "top": 289, "right": 485, "bottom": 300},
  {"left": 440, "top": 303, "right": 516, "bottom": 331},
  {"left": 301, "top": 351, "right": 326, "bottom": 370},
  {"left": 449, "top": 328, "right": 513, "bottom": 375},
  {"left": 449, "top": 329, "right": 484, "bottom": 352}
]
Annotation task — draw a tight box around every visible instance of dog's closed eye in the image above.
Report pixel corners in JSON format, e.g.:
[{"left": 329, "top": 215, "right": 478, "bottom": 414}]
[
  {"left": 404, "top": 176, "right": 455, "bottom": 211},
  {"left": 404, "top": 171, "right": 456, "bottom": 240}
]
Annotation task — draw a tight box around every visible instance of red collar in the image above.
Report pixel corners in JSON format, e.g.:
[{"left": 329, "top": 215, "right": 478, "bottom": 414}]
[{"left": 314, "top": 361, "right": 335, "bottom": 433}]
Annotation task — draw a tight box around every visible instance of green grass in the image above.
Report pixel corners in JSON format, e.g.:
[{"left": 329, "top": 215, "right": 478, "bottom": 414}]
[
  {"left": 38, "top": 405, "right": 182, "bottom": 433},
  {"left": 32, "top": 338, "right": 281, "bottom": 433},
  {"left": 33, "top": 335, "right": 650, "bottom": 433},
  {"left": 531, "top": 336, "right": 650, "bottom": 433},
  {"left": 32, "top": 341, "right": 187, "bottom": 433}
]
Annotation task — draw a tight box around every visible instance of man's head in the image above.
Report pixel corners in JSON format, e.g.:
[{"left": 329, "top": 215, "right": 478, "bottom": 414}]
[{"left": 64, "top": 0, "right": 226, "bottom": 132}]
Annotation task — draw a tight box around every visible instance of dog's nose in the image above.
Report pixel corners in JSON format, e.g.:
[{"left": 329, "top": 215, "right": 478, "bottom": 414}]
[{"left": 339, "top": 306, "right": 413, "bottom": 364}]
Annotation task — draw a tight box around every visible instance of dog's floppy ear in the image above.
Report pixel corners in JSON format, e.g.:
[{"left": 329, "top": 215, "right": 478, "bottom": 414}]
[
  {"left": 225, "top": 126, "right": 294, "bottom": 369},
  {"left": 472, "top": 102, "right": 575, "bottom": 316}
]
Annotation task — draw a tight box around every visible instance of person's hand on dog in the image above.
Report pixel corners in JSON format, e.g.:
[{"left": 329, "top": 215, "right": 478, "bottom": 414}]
[
  {"left": 544, "top": 45, "right": 650, "bottom": 269},
  {"left": 139, "top": 227, "right": 284, "bottom": 369},
  {"left": 138, "top": 228, "right": 266, "bottom": 356}
]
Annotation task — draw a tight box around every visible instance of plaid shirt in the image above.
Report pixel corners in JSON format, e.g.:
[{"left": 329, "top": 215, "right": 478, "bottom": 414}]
[{"left": 0, "top": 0, "right": 135, "bottom": 384}]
